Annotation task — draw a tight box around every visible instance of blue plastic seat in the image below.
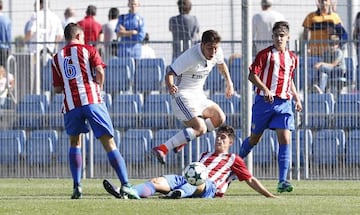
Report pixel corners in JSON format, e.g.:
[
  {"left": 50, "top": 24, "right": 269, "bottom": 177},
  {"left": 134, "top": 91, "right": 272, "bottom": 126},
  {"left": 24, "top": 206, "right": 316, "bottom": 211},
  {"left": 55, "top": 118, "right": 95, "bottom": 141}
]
[
  {"left": 204, "top": 65, "right": 224, "bottom": 94},
  {"left": 306, "top": 98, "right": 332, "bottom": 129},
  {"left": 89, "top": 130, "right": 121, "bottom": 164},
  {"left": 15, "top": 98, "right": 47, "bottom": 129},
  {"left": 253, "top": 130, "right": 277, "bottom": 165},
  {"left": 41, "top": 59, "right": 53, "bottom": 92},
  {"left": 47, "top": 94, "right": 64, "bottom": 129},
  {"left": 229, "top": 57, "right": 242, "bottom": 92},
  {"left": 334, "top": 94, "right": 360, "bottom": 129},
  {"left": 312, "top": 129, "right": 345, "bottom": 165},
  {"left": 104, "top": 63, "right": 132, "bottom": 94},
  {"left": 143, "top": 100, "right": 173, "bottom": 129},
  {"left": 153, "top": 129, "right": 180, "bottom": 164},
  {"left": 27, "top": 129, "right": 58, "bottom": 165},
  {"left": 120, "top": 129, "right": 153, "bottom": 164},
  {"left": 134, "top": 58, "right": 165, "bottom": 93},
  {"left": 109, "top": 100, "right": 140, "bottom": 129},
  {"left": 291, "top": 129, "right": 312, "bottom": 167},
  {"left": 345, "top": 129, "right": 360, "bottom": 165},
  {"left": 107, "top": 57, "right": 135, "bottom": 79},
  {"left": 0, "top": 130, "right": 26, "bottom": 164}
]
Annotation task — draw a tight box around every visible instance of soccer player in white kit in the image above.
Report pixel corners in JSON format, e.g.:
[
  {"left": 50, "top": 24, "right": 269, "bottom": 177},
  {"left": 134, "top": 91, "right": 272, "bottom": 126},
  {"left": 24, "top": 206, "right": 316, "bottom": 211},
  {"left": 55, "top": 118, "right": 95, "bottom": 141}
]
[{"left": 152, "top": 29, "right": 234, "bottom": 164}]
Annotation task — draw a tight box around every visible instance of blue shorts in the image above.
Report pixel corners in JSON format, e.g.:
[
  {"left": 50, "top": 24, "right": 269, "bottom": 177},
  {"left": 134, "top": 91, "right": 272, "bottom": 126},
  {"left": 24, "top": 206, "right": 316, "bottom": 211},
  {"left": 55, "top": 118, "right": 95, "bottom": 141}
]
[
  {"left": 64, "top": 103, "right": 114, "bottom": 138},
  {"left": 251, "top": 95, "right": 295, "bottom": 134},
  {"left": 164, "top": 175, "right": 216, "bottom": 198}
]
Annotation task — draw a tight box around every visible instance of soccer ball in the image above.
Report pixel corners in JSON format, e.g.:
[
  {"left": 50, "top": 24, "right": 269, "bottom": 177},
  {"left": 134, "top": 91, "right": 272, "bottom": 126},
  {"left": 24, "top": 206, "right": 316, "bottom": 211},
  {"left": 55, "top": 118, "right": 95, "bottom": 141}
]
[{"left": 184, "top": 162, "right": 208, "bottom": 186}]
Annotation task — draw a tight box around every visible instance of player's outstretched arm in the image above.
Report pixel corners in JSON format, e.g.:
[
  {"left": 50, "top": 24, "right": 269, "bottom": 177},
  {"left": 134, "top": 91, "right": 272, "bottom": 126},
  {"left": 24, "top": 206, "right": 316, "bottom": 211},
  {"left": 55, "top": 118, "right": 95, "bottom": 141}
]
[{"left": 245, "top": 176, "right": 278, "bottom": 198}]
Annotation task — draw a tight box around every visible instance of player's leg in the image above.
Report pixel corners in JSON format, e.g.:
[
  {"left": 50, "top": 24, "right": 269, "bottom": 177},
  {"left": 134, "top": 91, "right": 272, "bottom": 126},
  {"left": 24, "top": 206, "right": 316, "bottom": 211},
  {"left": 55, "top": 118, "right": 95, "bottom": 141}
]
[
  {"left": 239, "top": 95, "right": 270, "bottom": 158},
  {"left": 64, "top": 108, "right": 89, "bottom": 199},
  {"left": 86, "top": 104, "right": 140, "bottom": 199},
  {"left": 270, "top": 99, "right": 295, "bottom": 193}
]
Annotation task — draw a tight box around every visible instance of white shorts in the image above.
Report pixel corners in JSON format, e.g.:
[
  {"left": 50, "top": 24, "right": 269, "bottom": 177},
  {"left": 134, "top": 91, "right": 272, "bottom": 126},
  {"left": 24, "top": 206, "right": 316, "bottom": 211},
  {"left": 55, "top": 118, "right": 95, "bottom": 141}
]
[{"left": 171, "top": 93, "right": 216, "bottom": 122}]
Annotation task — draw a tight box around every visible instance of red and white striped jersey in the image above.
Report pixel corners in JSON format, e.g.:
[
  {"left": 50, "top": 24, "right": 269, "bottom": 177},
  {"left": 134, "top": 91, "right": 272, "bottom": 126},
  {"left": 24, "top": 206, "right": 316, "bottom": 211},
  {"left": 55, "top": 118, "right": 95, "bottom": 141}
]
[
  {"left": 52, "top": 43, "right": 105, "bottom": 113},
  {"left": 199, "top": 152, "right": 252, "bottom": 197},
  {"left": 249, "top": 46, "right": 298, "bottom": 100}
]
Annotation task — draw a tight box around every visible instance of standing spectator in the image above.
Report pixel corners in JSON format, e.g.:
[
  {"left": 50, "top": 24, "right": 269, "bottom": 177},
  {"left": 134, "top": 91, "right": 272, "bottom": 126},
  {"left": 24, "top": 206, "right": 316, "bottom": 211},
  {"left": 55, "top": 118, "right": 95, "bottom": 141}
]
[
  {"left": 353, "top": 12, "right": 360, "bottom": 70},
  {"left": 152, "top": 30, "right": 234, "bottom": 164},
  {"left": 313, "top": 34, "right": 346, "bottom": 94},
  {"left": 140, "top": 32, "right": 156, "bottom": 58},
  {"left": 24, "top": 0, "right": 63, "bottom": 56},
  {"left": 252, "top": 0, "right": 285, "bottom": 54},
  {"left": 302, "top": 0, "right": 345, "bottom": 56},
  {"left": 63, "top": 7, "right": 76, "bottom": 28},
  {"left": 115, "top": 0, "right": 145, "bottom": 58},
  {"left": 51, "top": 23, "right": 139, "bottom": 200},
  {"left": 0, "top": 0, "right": 11, "bottom": 67},
  {"left": 0, "top": 65, "right": 14, "bottom": 107},
  {"left": 102, "top": 7, "right": 119, "bottom": 62},
  {"left": 104, "top": 125, "right": 277, "bottom": 199},
  {"left": 238, "top": 21, "right": 302, "bottom": 193},
  {"left": 78, "top": 5, "right": 103, "bottom": 46},
  {"left": 169, "top": 0, "right": 200, "bottom": 62}
]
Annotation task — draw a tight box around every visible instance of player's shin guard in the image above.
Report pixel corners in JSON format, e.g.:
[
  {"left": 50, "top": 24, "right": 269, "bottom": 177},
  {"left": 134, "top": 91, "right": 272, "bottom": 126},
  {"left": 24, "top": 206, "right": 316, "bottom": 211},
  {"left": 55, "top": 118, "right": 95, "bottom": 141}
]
[{"left": 204, "top": 118, "right": 216, "bottom": 132}]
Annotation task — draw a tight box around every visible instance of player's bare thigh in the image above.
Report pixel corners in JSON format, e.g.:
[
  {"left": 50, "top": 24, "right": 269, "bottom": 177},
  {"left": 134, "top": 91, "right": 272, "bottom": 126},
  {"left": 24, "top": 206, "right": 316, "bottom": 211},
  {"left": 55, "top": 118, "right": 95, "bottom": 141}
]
[{"left": 149, "top": 176, "right": 171, "bottom": 194}]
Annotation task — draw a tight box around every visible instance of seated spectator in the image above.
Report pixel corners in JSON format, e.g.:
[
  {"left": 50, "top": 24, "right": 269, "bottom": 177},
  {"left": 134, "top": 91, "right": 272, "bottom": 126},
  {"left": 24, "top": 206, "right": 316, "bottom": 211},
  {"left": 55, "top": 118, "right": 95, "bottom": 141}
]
[
  {"left": 313, "top": 34, "right": 345, "bottom": 94},
  {"left": 0, "top": 65, "right": 14, "bottom": 106},
  {"left": 141, "top": 32, "right": 156, "bottom": 58}
]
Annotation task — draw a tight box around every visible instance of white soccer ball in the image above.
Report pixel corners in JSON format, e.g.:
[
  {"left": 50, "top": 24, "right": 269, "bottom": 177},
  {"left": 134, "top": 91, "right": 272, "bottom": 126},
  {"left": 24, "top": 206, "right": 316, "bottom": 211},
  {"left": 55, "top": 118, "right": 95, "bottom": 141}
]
[{"left": 184, "top": 162, "right": 208, "bottom": 186}]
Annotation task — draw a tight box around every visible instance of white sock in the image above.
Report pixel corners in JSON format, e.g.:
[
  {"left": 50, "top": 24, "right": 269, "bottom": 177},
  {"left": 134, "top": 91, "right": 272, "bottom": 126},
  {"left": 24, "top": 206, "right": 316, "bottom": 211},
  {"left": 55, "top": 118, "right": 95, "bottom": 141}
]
[
  {"left": 204, "top": 118, "right": 216, "bottom": 132},
  {"left": 164, "top": 127, "right": 196, "bottom": 150}
]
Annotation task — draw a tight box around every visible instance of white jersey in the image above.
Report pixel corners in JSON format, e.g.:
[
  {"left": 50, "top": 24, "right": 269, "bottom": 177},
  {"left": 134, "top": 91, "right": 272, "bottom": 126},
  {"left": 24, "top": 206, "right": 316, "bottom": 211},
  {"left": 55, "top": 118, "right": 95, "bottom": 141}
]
[{"left": 170, "top": 43, "right": 224, "bottom": 94}]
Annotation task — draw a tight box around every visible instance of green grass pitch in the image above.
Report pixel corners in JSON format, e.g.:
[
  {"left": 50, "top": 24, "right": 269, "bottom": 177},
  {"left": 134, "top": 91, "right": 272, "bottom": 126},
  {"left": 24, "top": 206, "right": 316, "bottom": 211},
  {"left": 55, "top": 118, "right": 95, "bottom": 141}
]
[{"left": 0, "top": 179, "right": 359, "bottom": 215}]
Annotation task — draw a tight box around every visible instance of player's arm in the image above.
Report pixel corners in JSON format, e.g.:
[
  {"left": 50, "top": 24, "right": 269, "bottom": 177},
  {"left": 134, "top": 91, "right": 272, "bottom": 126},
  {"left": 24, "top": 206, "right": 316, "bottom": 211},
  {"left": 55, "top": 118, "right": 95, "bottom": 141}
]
[
  {"left": 248, "top": 70, "right": 273, "bottom": 103},
  {"left": 291, "top": 79, "right": 302, "bottom": 112},
  {"left": 217, "top": 63, "right": 234, "bottom": 99},
  {"left": 244, "top": 176, "right": 278, "bottom": 198},
  {"left": 95, "top": 65, "right": 105, "bottom": 91},
  {"left": 165, "top": 66, "right": 178, "bottom": 95}
]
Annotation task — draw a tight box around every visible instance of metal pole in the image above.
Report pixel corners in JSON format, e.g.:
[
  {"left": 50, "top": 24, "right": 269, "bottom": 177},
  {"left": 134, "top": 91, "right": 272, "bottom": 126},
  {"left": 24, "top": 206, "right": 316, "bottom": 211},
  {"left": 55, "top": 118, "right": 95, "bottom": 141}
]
[{"left": 241, "top": 0, "right": 253, "bottom": 173}]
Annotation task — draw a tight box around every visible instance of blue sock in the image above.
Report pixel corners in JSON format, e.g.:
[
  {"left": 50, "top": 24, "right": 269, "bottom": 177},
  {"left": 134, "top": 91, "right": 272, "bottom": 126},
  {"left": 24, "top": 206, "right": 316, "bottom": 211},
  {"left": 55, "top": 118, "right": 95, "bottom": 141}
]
[
  {"left": 107, "top": 149, "right": 129, "bottom": 185},
  {"left": 69, "top": 147, "right": 82, "bottom": 188},
  {"left": 278, "top": 144, "right": 291, "bottom": 182},
  {"left": 134, "top": 181, "right": 156, "bottom": 198},
  {"left": 239, "top": 137, "right": 253, "bottom": 158}
]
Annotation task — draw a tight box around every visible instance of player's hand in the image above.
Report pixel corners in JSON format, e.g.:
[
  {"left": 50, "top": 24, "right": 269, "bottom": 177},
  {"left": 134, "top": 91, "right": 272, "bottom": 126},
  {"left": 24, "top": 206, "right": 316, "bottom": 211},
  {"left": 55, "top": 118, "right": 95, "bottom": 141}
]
[
  {"left": 225, "top": 83, "right": 234, "bottom": 99},
  {"left": 295, "top": 100, "right": 302, "bottom": 112},
  {"left": 263, "top": 89, "right": 274, "bottom": 103},
  {"left": 168, "top": 84, "right": 178, "bottom": 95}
]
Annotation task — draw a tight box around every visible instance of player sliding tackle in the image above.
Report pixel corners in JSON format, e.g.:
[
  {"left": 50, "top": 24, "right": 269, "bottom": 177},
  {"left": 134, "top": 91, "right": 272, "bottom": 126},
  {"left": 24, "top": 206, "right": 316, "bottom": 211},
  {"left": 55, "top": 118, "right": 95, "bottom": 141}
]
[{"left": 103, "top": 125, "right": 277, "bottom": 199}]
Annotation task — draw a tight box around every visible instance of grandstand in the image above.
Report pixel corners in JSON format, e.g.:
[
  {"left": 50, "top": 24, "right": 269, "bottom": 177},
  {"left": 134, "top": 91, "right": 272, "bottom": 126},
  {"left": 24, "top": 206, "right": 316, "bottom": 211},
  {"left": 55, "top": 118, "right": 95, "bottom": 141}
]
[{"left": 0, "top": 0, "right": 360, "bottom": 181}]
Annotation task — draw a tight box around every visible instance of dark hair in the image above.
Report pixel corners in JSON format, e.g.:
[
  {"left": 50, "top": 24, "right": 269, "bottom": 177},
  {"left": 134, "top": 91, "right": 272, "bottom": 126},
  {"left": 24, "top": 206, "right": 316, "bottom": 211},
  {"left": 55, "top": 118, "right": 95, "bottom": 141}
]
[
  {"left": 201, "top": 30, "right": 221, "bottom": 44},
  {"left": 177, "top": 0, "right": 192, "bottom": 14},
  {"left": 216, "top": 125, "right": 235, "bottom": 141},
  {"left": 64, "top": 23, "right": 83, "bottom": 41},
  {"left": 108, "top": 7, "right": 119, "bottom": 20},
  {"left": 86, "top": 5, "right": 96, "bottom": 16},
  {"left": 272, "top": 21, "right": 290, "bottom": 33}
]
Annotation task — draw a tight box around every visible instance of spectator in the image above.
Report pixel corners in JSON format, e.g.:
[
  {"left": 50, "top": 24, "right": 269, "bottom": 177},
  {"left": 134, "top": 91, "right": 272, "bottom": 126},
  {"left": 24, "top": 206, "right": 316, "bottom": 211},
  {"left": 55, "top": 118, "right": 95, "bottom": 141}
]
[
  {"left": 140, "top": 32, "right": 156, "bottom": 58},
  {"left": 24, "top": 0, "right": 63, "bottom": 56},
  {"left": 102, "top": 7, "right": 119, "bottom": 62},
  {"left": 313, "top": 34, "right": 345, "bottom": 94},
  {"left": 353, "top": 12, "right": 360, "bottom": 70},
  {"left": 302, "top": 0, "right": 345, "bottom": 56},
  {"left": 252, "top": 0, "right": 285, "bottom": 54},
  {"left": 169, "top": 0, "right": 200, "bottom": 62},
  {"left": 0, "top": 65, "right": 14, "bottom": 107},
  {"left": 78, "top": 5, "right": 103, "bottom": 46},
  {"left": 63, "top": 7, "right": 76, "bottom": 28},
  {"left": 51, "top": 23, "right": 139, "bottom": 200},
  {"left": 115, "top": 0, "right": 145, "bottom": 58},
  {"left": 238, "top": 21, "right": 302, "bottom": 193},
  {"left": 103, "top": 125, "right": 277, "bottom": 199},
  {"left": 0, "top": 0, "right": 11, "bottom": 67}
]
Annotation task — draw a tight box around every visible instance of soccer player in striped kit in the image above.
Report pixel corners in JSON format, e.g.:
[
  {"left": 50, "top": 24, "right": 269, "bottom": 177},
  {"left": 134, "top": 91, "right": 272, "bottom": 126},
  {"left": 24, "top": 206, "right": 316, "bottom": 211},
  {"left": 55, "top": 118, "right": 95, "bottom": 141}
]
[
  {"left": 52, "top": 23, "right": 139, "bottom": 199},
  {"left": 103, "top": 125, "right": 276, "bottom": 199},
  {"left": 238, "top": 21, "right": 302, "bottom": 193}
]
